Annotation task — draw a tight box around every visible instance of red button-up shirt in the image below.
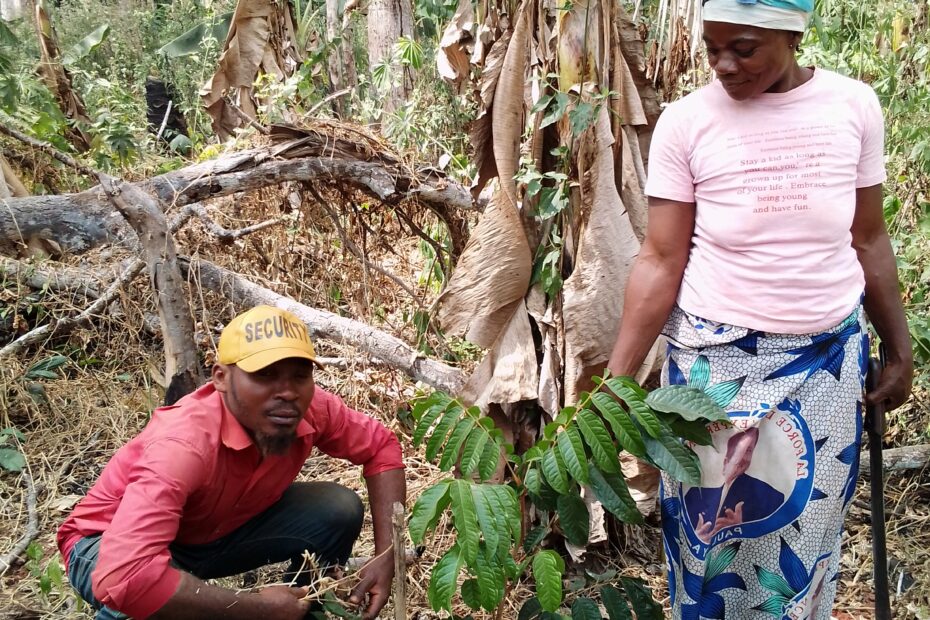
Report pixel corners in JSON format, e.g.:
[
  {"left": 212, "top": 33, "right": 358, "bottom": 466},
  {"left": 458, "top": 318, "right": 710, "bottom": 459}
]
[{"left": 57, "top": 382, "right": 404, "bottom": 619}]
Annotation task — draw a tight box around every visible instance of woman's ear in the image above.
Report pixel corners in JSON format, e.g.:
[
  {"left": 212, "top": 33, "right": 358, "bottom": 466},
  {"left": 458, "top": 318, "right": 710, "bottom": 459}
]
[{"left": 789, "top": 31, "right": 803, "bottom": 50}]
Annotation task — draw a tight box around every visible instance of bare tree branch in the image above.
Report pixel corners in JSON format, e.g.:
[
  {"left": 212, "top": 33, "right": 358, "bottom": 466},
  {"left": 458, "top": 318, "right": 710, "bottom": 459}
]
[
  {"left": 182, "top": 257, "right": 466, "bottom": 393},
  {"left": 0, "top": 124, "right": 476, "bottom": 256},
  {"left": 0, "top": 471, "right": 38, "bottom": 575}
]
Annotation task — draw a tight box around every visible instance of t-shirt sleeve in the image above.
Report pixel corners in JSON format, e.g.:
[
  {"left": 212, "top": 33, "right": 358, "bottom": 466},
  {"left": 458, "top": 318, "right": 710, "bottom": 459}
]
[
  {"left": 856, "top": 86, "right": 886, "bottom": 188},
  {"left": 312, "top": 389, "right": 404, "bottom": 477},
  {"left": 644, "top": 104, "right": 696, "bottom": 203},
  {"left": 91, "top": 439, "right": 207, "bottom": 619}
]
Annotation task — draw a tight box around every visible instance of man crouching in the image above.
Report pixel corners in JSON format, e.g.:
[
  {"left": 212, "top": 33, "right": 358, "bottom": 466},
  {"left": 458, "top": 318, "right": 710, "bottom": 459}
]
[{"left": 57, "top": 305, "right": 405, "bottom": 619}]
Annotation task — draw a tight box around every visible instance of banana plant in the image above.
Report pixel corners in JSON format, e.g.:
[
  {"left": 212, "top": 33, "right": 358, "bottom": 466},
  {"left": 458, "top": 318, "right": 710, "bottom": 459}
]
[{"left": 409, "top": 372, "right": 730, "bottom": 617}]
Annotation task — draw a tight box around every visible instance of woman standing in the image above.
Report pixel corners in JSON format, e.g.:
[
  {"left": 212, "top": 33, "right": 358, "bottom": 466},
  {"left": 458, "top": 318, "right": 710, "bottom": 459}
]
[{"left": 607, "top": 0, "right": 913, "bottom": 617}]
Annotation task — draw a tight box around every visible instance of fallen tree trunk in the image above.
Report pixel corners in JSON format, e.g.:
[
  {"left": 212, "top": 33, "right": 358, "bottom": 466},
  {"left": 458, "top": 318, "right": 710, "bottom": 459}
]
[
  {"left": 182, "top": 257, "right": 466, "bottom": 393},
  {"left": 0, "top": 123, "right": 474, "bottom": 256},
  {"left": 860, "top": 443, "right": 930, "bottom": 475}
]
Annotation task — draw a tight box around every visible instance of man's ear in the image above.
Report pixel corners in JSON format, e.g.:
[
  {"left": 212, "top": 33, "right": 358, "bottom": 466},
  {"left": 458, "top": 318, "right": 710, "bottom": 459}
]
[{"left": 212, "top": 364, "right": 231, "bottom": 393}]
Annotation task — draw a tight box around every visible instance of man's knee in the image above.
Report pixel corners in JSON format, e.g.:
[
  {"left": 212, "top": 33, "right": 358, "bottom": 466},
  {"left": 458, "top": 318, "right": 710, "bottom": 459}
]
[{"left": 288, "top": 482, "right": 364, "bottom": 537}]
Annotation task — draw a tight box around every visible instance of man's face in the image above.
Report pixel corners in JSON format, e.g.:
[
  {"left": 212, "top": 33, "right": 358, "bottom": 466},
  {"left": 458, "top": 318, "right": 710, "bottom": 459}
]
[
  {"left": 703, "top": 21, "right": 800, "bottom": 101},
  {"left": 213, "top": 358, "right": 316, "bottom": 456}
]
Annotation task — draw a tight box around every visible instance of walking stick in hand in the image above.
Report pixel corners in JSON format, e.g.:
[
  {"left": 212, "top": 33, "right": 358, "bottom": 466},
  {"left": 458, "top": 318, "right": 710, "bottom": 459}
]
[{"left": 866, "top": 346, "right": 891, "bottom": 620}]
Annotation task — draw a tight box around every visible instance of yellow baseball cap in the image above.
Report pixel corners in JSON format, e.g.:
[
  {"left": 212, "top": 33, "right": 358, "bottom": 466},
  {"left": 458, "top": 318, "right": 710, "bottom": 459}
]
[{"left": 217, "top": 306, "right": 321, "bottom": 372}]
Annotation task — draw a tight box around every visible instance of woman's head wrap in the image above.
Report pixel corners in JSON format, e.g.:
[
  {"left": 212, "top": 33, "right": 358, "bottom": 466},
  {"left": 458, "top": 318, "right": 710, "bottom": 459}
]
[{"left": 702, "top": 0, "right": 813, "bottom": 32}]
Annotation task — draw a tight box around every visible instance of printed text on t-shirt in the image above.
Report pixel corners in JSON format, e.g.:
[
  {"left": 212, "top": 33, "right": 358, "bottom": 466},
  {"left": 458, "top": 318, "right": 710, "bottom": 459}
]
[{"left": 728, "top": 124, "right": 836, "bottom": 215}]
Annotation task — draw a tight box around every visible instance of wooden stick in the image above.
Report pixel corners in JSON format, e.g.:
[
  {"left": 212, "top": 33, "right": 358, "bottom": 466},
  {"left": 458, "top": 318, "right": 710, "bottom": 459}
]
[
  {"left": 0, "top": 471, "right": 38, "bottom": 575},
  {"left": 392, "top": 501, "right": 407, "bottom": 620},
  {"left": 860, "top": 444, "right": 930, "bottom": 475}
]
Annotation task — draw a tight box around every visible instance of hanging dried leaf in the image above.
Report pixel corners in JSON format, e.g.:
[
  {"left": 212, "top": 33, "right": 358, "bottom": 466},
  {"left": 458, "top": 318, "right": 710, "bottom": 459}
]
[
  {"left": 461, "top": 300, "right": 540, "bottom": 408},
  {"left": 620, "top": 452, "right": 660, "bottom": 516},
  {"left": 438, "top": 191, "right": 532, "bottom": 348},
  {"left": 491, "top": 0, "right": 530, "bottom": 209},
  {"left": 556, "top": 0, "right": 601, "bottom": 91},
  {"left": 437, "top": 0, "right": 475, "bottom": 85},
  {"left": 469, "top": 30, "right": 511, "bottom": 198},
  {"left": 561, "top": 108, "right": 647, "bottom": 405},
  {"left": 201, "top": 0, "right": 302, "bottom": 139}
]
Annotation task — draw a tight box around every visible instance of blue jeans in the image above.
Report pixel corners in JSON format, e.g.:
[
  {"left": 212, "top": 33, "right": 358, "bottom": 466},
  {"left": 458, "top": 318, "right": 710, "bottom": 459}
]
[{"left": 67, "top": 482, "right": 364, "bottom": 619}]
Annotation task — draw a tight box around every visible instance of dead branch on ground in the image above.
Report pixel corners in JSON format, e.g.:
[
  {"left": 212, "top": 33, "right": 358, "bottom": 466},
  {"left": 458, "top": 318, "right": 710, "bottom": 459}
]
[{"left": 0, "top": 471, "right": 38, "bottom": 576}]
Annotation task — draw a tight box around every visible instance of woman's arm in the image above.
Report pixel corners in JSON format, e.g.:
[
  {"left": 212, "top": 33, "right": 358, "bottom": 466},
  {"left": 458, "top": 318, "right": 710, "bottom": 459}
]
[
  {"left": 607, "top": 197, "right": 696, "bottom": 377},
  {"left": 851, "top": 183, "right": 913, "bottom": 410}
]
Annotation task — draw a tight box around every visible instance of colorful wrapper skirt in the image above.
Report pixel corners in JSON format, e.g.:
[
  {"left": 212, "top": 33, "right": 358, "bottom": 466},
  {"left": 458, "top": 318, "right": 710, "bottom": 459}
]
[{"left": 659, "top": 304, "right": 868, "bottom": 620}]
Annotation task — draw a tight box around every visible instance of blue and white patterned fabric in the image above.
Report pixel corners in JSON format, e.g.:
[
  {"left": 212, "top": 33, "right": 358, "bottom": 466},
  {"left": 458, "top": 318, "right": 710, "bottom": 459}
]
[{"left": 659, "top": 303, "right": 867, "bottom": 619}]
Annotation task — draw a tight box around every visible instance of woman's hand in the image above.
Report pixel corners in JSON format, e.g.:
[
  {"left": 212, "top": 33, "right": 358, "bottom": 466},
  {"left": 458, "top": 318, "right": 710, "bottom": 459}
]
[{"left": 867, "top": 355, "right": 914, "bottom": 411}]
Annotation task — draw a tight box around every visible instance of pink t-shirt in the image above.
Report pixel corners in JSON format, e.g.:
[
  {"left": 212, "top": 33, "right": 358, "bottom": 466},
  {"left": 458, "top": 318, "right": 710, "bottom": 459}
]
[{"left": 645, "top": 69, "right": 886, "bottom": 334}]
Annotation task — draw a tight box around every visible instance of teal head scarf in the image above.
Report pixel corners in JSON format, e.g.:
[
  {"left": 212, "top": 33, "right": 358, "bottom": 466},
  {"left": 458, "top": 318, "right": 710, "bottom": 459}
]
[{"left": 703, "top": 0, "right": 813, "bottom": 32}]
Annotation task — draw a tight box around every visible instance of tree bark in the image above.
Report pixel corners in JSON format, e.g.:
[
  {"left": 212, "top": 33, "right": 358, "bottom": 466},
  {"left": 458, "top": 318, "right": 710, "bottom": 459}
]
[
  {"left": 367, "top": 0, "right": 415, "bottom": 118},
  {"left": 0, "top": 131, "right": 474, "bottom": 256},
  {"left": 182, "top": 257, "right": 466, "bottom": 393},
  {"left": 860, "top": 444, "right": 930, "bottom": 475},
  {"left": 102, "top": 179, "right": 204, "bottom": 404},
  {"left": 326, "top": 0, "right": 356, "bottom": 117}
]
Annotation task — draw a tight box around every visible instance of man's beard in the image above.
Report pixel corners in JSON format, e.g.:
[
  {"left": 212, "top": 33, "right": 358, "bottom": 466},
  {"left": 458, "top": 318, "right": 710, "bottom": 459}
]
[{"left": 255, "top": 430, "right": 297, "bottom": 456}]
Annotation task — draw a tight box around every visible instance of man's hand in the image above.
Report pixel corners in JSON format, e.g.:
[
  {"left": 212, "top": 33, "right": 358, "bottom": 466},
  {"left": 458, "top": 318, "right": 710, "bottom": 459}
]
[
  {"left": 255, "top": 585, "right": 310, "bottom": 619},
  {"left": 349, "top": 552, "right": 394, "bottom": 620}
]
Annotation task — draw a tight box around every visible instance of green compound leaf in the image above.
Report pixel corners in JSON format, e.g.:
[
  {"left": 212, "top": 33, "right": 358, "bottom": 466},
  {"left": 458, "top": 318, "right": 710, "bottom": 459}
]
[
  {"left": 478, "top": 437, "right": 501, "bottom": 482},
  {"left": 643, "top": 431, "right": 702, "bottom": 486},
  {"left": 587, "top": 464, "right": 643, "bottom": 524},
  {"left": 667, "top": 417, "right": 714, "bottom": 446},
  {"left": 556, "top": 493, "right": 589, "bottom": 547},
  {"left": 476, "top": 542, "right": 506, "bottom": 610},
  {"left": 532, "top": 550, "right": 565, "bottom": 612},
  {"left": 620, "top": 577, "right": 663, "bottom": 620},
  {"left": 471, "top": 484, "right": 500, "bottom": 556},
  {"left": 428, "top": 544, "right": 463, "bottom": 611},
  {"left": 524, "top": 467, "right": 543, "bottom": 495},
  {"left": 602, "top": 375, "right": 647, "bottom": 399},
  {"left": 489, "top": 483, "right": 522, "bottom": 542},
  {"left": 645, "top": 385, "right": 729, "bottom": 422},
  {"left": 557, "top": 426, "right": 589, "bottom": 485},
  {"left": 620, "top": 393, "right": 664, "bottom": 438},
  {"left": 461, "top": 578, "right": 481, "bottom": 610},
  {"left": 590, "top": 392, "right": 646, "bottom": 458},
  {"left": 542, "top": 446, "right": 569, "bottom": 494},
  {"left": 576, "top": 408, "right": 621, "bottom": 473},
  {"left": 413, "top": 394, "right": 451, "bottom": 445},
  {"left": 409, "top": 479, "right": 451, "bottom": 544},
  {"left": 426, "top": 403, "right": 465, "bottom": 461},
  {"left": 450, "top": 480, "right": 480, "bottom": 565},
  {"left": 600, "top": 585, "right": 632, "bottom": 620},
  {"left": 519, "top": 597, "right": 543, "bottom": 620},
  {"left": 460, "top": 426, "right": 491, "bottom": 477},
  {"left": 523, "top": 524, "right": 549, "bottom": 554},
  {"left": 439, "top": 417, "right": 476, "bottom": 471},
  {"left": 571, "top": 596, "right": 603, "bottom": 620}
]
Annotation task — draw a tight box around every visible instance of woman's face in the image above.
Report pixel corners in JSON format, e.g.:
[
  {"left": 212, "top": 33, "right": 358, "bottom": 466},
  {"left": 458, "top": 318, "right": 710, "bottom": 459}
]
[{"left": 703, "top": 20, "right": 801, "bottom": 101}]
